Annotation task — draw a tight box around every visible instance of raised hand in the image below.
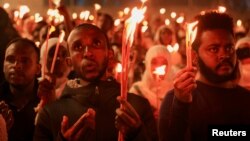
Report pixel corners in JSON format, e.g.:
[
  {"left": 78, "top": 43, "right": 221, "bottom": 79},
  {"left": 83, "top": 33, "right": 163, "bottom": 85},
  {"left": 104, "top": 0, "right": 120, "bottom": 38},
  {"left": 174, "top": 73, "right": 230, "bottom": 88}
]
[
  {"left": 61, "top": 108, "right": 96, "bottom": 141},
  {"left": 115, "top": 96, "right": 142, "bottom": 137},
  {"left": 0, "top": 101, "right": 14, "bottom": 130},
  {"left": 173, "top": 67, "right": 197, "bottom": 103}
]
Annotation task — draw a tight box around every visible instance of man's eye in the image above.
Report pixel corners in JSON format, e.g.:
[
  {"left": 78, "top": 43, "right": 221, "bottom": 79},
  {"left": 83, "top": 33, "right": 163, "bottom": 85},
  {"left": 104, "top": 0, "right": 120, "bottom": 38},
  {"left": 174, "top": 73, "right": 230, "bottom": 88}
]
[
  {"left": 92, "top": 39, "right": 102, "bottom": 48},
  {"left": 209, "top": 47, "right": 218, "bottom": 53},
  {"left": 6, "top": 56, "right": 15, "bottom": 63},
  {"left": 73, "top": 44, "right": 83, "bottom": 51}
]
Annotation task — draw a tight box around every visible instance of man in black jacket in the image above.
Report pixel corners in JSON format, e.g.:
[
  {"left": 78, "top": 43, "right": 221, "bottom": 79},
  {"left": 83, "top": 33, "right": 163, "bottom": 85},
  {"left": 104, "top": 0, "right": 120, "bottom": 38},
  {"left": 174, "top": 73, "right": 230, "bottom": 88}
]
[
  {"left": 0, "top": 38, "right": 40, "bottom": 141},
  {"left": 159, "top": 11, "right": 250, "bottom": 141},
  {"left": 34, "top": 23, "right": 158, "bottom": 141}
]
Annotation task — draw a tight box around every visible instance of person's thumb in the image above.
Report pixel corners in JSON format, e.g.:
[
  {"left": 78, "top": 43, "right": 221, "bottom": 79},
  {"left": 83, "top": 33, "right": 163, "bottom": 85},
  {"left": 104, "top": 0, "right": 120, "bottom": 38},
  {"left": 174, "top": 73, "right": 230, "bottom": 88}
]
[{"left": 61, "top": 115, "right": 69, "bottom": 134}]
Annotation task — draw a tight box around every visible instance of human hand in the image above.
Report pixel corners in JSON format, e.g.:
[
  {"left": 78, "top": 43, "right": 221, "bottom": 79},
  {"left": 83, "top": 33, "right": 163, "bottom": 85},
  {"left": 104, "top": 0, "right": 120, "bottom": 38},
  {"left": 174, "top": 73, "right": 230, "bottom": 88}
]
[
  {"left": 0, "top": 101, "right": 14, "bottom": 130},
  {"left": 37, "top": 74, "right": 57, "bottom": 106},
  {"left": 173, "top": 67, "right": 197, "bottom": 103},
  {"left": 115, "top": 96, "right": 142, "bottom": 137},
  {"left": 61, "top": 108, "right": 96, "bottom": 141}
]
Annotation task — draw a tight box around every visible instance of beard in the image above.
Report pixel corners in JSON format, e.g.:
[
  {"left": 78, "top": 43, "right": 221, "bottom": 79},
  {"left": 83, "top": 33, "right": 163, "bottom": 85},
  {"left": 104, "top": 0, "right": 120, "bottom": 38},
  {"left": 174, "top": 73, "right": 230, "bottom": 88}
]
[
  {"left": 78, "top": 58, "right": 109, "bottom": 83},
  {"left": 198, "top": 56, "right": 239, "bottom": 83}
]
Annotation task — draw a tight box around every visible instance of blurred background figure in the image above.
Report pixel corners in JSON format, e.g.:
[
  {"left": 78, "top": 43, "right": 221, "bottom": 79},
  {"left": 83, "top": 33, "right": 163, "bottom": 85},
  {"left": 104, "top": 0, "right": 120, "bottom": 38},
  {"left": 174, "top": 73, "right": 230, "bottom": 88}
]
[
  {"left": 236, "top": 36, "right": 250, "bottom": 90},
  {"left": 36, "top": 38, "right": 72, "bottom": 111},
  {"left": 154, "top": 25, "right": 174, "bottom": 46},
  {"left": 0, "top": 7, "right": 20, "bottom": 84},
  {"left": 129, "top": 45, "right": 173, "bottom": 121}
]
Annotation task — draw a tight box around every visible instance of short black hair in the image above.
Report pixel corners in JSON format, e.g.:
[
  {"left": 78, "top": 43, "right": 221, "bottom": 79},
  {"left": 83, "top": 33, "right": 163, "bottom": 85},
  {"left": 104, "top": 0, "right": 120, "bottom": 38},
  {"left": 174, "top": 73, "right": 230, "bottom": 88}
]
[
  {"left": 70, "top": 23, "right": 110, "bottom": 49},
  {"left": 6, "top": 38, "right": 40, "bottom": 63},
  {"left": 192, "top": 11, "right": 234, "bottom": 51}
]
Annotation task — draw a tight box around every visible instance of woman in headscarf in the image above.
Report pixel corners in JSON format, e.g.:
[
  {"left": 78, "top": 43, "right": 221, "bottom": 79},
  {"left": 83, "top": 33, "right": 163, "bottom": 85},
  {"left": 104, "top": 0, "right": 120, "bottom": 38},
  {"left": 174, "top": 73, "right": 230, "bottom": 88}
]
[{"left": 129, "top": 45, "right": 173, "bottom": 121}]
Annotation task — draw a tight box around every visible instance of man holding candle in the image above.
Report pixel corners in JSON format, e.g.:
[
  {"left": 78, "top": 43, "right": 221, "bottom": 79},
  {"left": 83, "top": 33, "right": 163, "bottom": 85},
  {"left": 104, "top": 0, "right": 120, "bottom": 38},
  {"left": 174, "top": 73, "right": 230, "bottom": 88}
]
[
  {"left": 159, "top": 11, "right": 250, "bottom": 141},
  {"left": 34, "top": 23, "right": 158, "bottom": 141}
]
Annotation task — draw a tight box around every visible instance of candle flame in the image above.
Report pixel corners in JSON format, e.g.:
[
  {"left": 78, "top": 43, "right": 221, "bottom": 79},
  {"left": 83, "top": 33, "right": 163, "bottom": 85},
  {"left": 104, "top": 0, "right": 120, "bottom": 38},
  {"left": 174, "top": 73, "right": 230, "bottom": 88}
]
[
  {"left": 160, "top": 8, "right": 166, "bottom": 14},
  {"left": 170, "top": 12, "right": 177, "bottom": 19},
  {"left": 52, "top": 0, "right": 61, "bottom": 7},
  {"left": 48, "top": 26, "right": 56, "bottom": 35},
  {"left": 186, "top": 21, "right": 198, "bottom": 46},
  {"left": 19, "top": 5, "right": 30, "bottom": 18},
  {"left": 237, "top": 19, "right": 242, "bottom": 27},
  {"left": 125, "top": 6, "right": 146, "bottom": 46},
  {"left": 167, "top": 43, "right": 179, "bottom": 53},
  {"left": 3, "top": 3, "right": 10, "bottom": 9},
  {"left": 153, "top": 65, "right": 166, "bottom": 76},
  {"left": 94, "top": 3, "right": 101, "bottom": 11},
  {"left": 59, "top": 30, "right": 65, "bottom": 43},
  {"left": 165, "top": 19, "right": 170, "bottom": 25},
  {"left": 176, "top": 16, "right": 184, "bottom": 24},
  {"left": 218, "top": 6, "right": 226, "bottom": 13},
  {"left": 116, "top": 63, "right": 122, "bottom": 73}
]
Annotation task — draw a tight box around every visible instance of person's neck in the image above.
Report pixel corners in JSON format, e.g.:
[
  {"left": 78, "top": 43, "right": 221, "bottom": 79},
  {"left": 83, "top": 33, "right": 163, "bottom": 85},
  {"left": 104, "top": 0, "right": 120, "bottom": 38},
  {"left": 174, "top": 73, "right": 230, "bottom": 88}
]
[
  {"left": 78, "top": 75, "right": 107, "bottom": 87},
  {"left": 196, "top": 72, "right": 237, "bottom": 88},
  {"left": 9, "top": 80, "right": 35, "bottom": 109}
]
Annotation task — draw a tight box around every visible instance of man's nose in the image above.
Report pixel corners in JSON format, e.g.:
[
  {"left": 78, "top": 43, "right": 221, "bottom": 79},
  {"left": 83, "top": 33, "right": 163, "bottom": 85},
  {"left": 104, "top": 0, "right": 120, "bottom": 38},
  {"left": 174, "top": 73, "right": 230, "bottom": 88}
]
[
  {"left": 13, "top": 61, "right": 22, "bottom": 69},
  {"left": 83, "top": 46, "right": 93, "bottom": 57},
  {"left": 218, "top": 48, "right": 231, "bottom": 60}
]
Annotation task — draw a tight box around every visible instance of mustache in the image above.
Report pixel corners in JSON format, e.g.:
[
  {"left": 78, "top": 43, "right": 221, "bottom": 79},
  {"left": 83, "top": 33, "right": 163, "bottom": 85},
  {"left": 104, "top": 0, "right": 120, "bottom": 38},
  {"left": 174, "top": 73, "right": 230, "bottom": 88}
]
[{"left": 215, "top": 59, "right": 234, "bottom": 70}]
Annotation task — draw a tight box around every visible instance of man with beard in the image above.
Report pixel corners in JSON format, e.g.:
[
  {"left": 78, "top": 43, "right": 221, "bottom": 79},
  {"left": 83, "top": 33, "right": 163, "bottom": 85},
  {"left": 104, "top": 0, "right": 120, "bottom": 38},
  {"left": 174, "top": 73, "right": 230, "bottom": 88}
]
[
  {"left": 34, "top": 23, "right": 158, "bottom": 141},
  {"left": 0, "top": 38, "right": 41, "bottom": 141},
  {"left": 159, "top": 11, "right": 250, "bottom": 141}
]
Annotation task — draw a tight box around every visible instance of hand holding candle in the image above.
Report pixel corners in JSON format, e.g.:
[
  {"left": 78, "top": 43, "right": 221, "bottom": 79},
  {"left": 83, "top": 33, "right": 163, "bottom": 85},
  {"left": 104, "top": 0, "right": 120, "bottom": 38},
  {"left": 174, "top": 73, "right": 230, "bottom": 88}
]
[
  {"left": 42, "top": 26, "right": 56, "bottom": 78},
  {"left": 119, "top": 1, "right": 146, "bottom": 141},
  {"left": 50, "top": 30, "right": 65, "bottom": 73},
  {"left": 186, "top": 21, "right": 198, "bottom": 68}
]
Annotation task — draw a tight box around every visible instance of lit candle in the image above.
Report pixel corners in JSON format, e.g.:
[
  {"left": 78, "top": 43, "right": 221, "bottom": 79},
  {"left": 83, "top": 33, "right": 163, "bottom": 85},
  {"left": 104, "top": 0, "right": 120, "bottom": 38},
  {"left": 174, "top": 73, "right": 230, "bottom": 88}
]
[
  {"left": 153, "top": 65, "right": 166, "bottom": 81},
  {"left": 218, "top": 6, "right": 226, "bottom": 13},
  {"left": 119, "top": 2, "right": 146, "bottom": 141},
  {"left": 115, "top": 63, "right": 122, "bottom": 81},
  {"left": 42, "top": 26, "right": 56, "bottom": 78},
  {"left": 50, "top": 30, "right": 65, "bottom": 73},
  {"left": 186, "top": 21, "right": 198, "bottom": 68}
]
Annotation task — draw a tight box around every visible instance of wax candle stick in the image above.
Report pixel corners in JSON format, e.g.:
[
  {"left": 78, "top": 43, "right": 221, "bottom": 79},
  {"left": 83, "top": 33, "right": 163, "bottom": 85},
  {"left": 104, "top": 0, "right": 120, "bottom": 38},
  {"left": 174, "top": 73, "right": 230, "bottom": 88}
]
[{"left": 50, "top": 30, "right": 65, "bottom": 73}]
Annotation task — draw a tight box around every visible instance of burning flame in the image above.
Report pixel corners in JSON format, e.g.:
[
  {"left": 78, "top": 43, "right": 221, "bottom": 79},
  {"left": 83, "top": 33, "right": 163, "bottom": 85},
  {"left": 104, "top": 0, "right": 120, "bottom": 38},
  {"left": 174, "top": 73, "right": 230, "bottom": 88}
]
[
  {"left": 116, "top": 63, "right": 122, "bottom": 73},
  {"left": 94, "top": 3, "right": 101, "bottom": 11},
  {"left": 80, "top": 10, "right": 90, "bottom": 21},
  {"left": 160, "top": 8, "right": 166, "bottom": 14},
  {"left": 167, "top": 43, "right": 179, "bottom": 53},
  {"left": 186, "top": 21, "right": 198, "bottom": 47},
  {"left": 153, "top": 65, "right": 166, "bottom": 76},
  {"left": 125, "top": 6, "right": 147, "bottom": 46},
  {"left": 51, "top": 0, "right": 61, "bottom": 7},
  {"left": 170, "top": 12, "right": 177, "bottom": 19},
  {"left": 19, "top": 5, "right": 30, "bottom": 18},
  {"left": 218, "top": 6, "right": 226, "bottom": 13},
  {"left": 3, "top": 3, "right": 10, "bottom": 9}
]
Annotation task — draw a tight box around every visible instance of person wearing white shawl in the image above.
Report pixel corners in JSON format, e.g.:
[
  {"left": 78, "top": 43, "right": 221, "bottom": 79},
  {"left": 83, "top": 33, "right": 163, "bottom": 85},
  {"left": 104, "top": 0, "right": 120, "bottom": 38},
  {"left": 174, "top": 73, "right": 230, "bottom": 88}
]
[
  {"left": 36, "top": 38, "right": 72, "bottom": 112},
  {"left": 236, "top": 36, "right": 250, "bottom": 90},
  {"left": 129, "top": 45, "right": 173, "bottom": 120}
]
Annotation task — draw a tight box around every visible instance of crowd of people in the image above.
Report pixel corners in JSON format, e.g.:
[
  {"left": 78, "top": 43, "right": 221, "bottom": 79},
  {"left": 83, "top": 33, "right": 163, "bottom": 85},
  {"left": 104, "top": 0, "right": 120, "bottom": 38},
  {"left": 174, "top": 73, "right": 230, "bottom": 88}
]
[{"left": 0, "top": 3, "right": 250, "bottom": 141}]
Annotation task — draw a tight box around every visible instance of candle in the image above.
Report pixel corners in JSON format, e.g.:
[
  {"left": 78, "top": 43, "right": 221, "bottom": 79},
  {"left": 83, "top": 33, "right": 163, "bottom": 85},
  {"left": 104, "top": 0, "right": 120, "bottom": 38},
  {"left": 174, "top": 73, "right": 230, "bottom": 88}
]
[
  {"left": 115, "top": 63, "right": 122, "bottom": 81},
  {"left": 186, "top": 21, "right": 198, "bottom": 68},
  {"left": 50, "top": 30, "right": 65, "bottom": 73},
  {"left": 118, "top": 3, "right": 146, "bottom": 141},
  {"left": 42, "top": 26, "right": 56, "bottom": 78}
]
